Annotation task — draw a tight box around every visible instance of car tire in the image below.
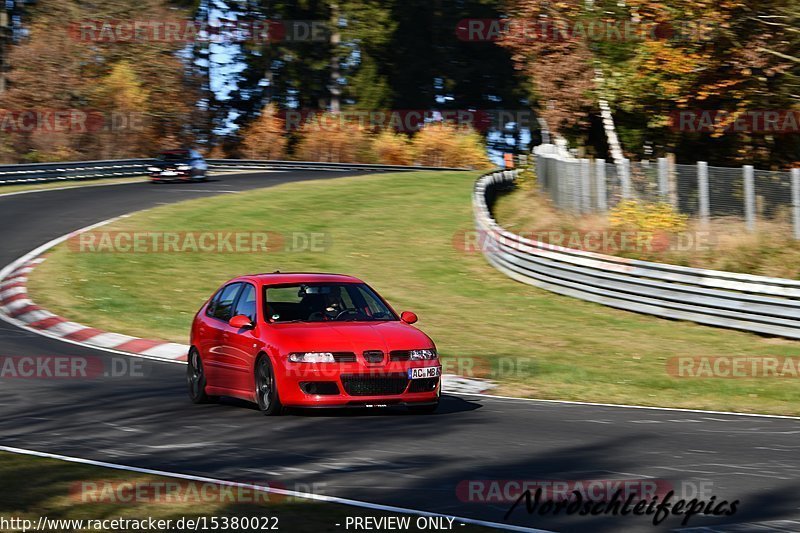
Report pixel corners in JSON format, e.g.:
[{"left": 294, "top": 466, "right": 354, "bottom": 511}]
[
  {"left": 408, "top": 401, "right": 439, "bottom": 414},
  {"left": 255, "top": 355, "right": 284, "bottom": 416},
  {"left": 187, "top": 348, "right": 216, "bottom": 404}
]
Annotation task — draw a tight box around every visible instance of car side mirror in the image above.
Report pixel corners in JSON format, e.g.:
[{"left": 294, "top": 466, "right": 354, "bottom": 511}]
[
  {"left": 400, "top": 311, "right": 418, "bottom": 324},
  {"left": 229, "top": 315, "right": 254, "bottom": 329}
]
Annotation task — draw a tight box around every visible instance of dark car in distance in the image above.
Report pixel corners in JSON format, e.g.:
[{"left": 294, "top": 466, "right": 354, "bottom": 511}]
[{"left": 149, "top": 149, "right": 209, "bottom": 183}]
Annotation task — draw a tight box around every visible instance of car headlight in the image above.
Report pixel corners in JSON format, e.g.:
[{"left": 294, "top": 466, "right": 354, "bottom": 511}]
[
  {"left": 409, "top": 349, "right": 437, "bottom": 360},
  {"left": 288, "top": 352, "right": 336, "bottom": 363},
  {"left": 147, "top": 167, "right": 161, "bottom": 172},
  {"left": 176, "top": 165, "right": 192, "bottom": 171}
]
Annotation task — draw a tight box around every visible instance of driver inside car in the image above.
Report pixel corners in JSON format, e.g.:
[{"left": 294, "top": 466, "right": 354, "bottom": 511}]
[
  {"left": 322, "top": 289, "right": 344, "bottom": 316},
  {"left": 300, "top": 287, "right": 346, "bottom": 321}
]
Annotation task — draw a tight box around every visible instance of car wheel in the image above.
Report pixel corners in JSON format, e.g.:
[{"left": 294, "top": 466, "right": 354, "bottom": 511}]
[
  {"left": 187, "top": 348, "right": 215, "bottom": 404},
  {"left": 408, "top": 401, "right": 439, "bottom": 414},
  {"left": 255, "top": 355, "right": 284, "bottom": 416}
]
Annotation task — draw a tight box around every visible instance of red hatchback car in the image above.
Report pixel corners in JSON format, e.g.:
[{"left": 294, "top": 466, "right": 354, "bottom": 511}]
[{"left": 188, "top": 273, "right": 442, "bottom": 415}]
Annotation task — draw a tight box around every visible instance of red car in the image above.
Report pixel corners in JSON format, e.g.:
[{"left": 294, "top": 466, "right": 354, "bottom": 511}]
[{"left": 188, "top": 273, "right": 441, "bottom": 415}]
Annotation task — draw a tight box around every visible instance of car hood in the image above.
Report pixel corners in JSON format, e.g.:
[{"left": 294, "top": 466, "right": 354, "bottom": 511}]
[{"left": 266, "top": 320, "right": 434, "bottom": 353}]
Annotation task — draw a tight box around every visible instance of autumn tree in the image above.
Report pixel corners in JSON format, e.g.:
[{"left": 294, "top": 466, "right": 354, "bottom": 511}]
[
  {"left": 502, "top": 0, "right": 799, "bottom": 167},
  {"left": 0, "top": 0, "right": 201, "bottom": 162},
  {"left": 239, "top": 104, "right": 288, "bottom": 160},
  {"left": 293, "top": 114, "right": 372, "bottom": 163},
  {"left": 411, "top": 123, "right": 493, "bottom": 169}
]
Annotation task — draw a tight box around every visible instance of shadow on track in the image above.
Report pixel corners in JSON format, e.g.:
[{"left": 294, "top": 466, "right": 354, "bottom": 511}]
[{"left": 213, "top": 394, "right": 481, "bottom": 417}]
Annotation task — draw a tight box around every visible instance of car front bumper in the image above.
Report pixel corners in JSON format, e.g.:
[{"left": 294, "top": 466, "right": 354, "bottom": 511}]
[
  {"left": 276, "top": 361, "right": 442, "bottom": 407},
  {"left": 150, "top": 170, "right": 192, "bottom": 181}
]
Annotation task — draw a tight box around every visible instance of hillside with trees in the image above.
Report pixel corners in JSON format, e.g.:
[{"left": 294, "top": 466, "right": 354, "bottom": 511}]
[{"left": 0, "top": 0, "right": 796, "bottom": 168}]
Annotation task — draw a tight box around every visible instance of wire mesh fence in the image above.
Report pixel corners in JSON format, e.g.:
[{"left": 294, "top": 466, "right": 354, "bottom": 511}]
[
  {"left": 675, "top": 163, "right": 699, "bottom": 217},
  {"left": 533, "top": 144, "right": 800, "bottom": 237}
]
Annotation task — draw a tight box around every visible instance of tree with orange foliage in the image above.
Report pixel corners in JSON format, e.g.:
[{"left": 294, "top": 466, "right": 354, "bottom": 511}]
[
  {"left": 294, "top": 114, "right": 372, "bottom": 163},
  {"left": 239, "top": 104, "right": 288, "bottom": 160},
  {"left": 411, "top": 123, "right": 493, "bottom": 169},
  {"left": 0, "top": 0, "right": 200, "bottom": 163},
  {"left": 501, "top": 0, "right": 799, "bottom": 167}
]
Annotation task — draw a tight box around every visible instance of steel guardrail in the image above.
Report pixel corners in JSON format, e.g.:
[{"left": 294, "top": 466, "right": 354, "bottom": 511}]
[
  {"left": 474, "top": 169, "right": 800, "bottom": 340},
  {"left": 0, "top": 159, "right": 153, "bottom": 185},
  {"left": 0, "top": 158, "right": 468, "bottom": 186}
]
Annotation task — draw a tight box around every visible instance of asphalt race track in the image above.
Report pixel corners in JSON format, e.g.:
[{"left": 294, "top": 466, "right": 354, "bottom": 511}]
[{"left": 1, "top": 171, "right": 799, "bottom": 533}]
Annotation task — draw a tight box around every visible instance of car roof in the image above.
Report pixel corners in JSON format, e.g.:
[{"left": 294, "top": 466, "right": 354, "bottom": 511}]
[{"left": 235, "top": 272, "right": 365, "bottom": 286}]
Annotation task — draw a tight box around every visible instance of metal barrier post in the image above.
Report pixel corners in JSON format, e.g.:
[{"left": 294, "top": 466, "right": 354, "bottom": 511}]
[
  {"left": 536, "top": 154, "right": 545, "bottom": 191},
  {"left": 744, "top": 165, "right": 755, "bottom": 231},
  {"left": 658, "top": 157, "right": 668, "bottom": 199},
  {"left": 792, "top": 168, "right": 800, "bottom": 240},
  {"left": 698, "top": 161, "right": 709, "bottom": 224}
]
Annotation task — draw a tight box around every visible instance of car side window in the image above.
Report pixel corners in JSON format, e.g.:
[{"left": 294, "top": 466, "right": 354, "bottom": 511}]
[
  {"left": 233, "top": 284, "right": 257, "bottom": 322},
  {"left": 211, "top": 283, "right": 243, "bottom": 322},
  {"left": 205, "top": 289, "right": 223, "bottom": 318}
]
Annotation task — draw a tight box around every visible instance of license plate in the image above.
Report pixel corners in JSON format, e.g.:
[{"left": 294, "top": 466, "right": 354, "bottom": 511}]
[
  {"left": 408, "top": 367, "right": 441, "bottom": 380},
  {"left": 161, "top": 171, "right": 177, "bottom": 176}
]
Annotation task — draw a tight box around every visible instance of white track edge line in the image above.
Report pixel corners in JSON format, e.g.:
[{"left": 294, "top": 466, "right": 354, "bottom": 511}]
[
  {"left": 0, "top": 215, "right": 124, "bottom": 281},
  {"left": 0, "top": 179, "right": 148, "bottom": 199},
  {"left": 2, "top": 192, "right": 800, "bottom": 420},
  {"left": 0, "top": 445, "right": 552, "bottom": 533},
  {"left": 450, "top": 392, "right": 800, "bottom": 421},
  {"left": 0, "top": 215, "right": 189, "bottom": 364}
]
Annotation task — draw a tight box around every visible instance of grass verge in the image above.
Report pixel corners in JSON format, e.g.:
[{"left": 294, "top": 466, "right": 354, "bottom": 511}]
[
  {"left": 0, "top": 451, "right": 493, "bottom": 532},
  {"left": 27, "top": 171, "right": 800, "bottom": 415}
]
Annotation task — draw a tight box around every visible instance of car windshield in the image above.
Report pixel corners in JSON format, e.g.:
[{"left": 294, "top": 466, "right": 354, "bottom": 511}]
[{"left": 265, "top": 283, "right": 397, "bottom": 323}]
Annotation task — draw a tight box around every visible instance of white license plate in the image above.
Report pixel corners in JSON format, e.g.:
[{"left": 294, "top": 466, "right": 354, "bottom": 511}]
[
  {"left": 161, "top": 171, "right": 178, "bottom": 176},
  {"left": 408, "top": 367, "right": 441, "bottom": 380}
]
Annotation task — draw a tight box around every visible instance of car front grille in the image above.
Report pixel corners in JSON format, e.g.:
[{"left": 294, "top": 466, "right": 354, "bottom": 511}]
[
  {"left": 408, "top": 377, "right": 439, "bottom": 393},
  {"left": 389, "top": 350, "right": 411, "bottom": 362},
  {"left": 340, "top": 373, "right": 408, "bottom": 396},
  {"left": 332, "top": 352, "right": 357, "bottom": 363},
  {"left": 363, "top": 350, "right": 384, "bottom": 363}
]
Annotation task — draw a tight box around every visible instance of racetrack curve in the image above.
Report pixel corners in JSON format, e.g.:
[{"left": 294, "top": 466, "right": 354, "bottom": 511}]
[{"left": 1, "top": 171, "right": 799, "bottom": 533}]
